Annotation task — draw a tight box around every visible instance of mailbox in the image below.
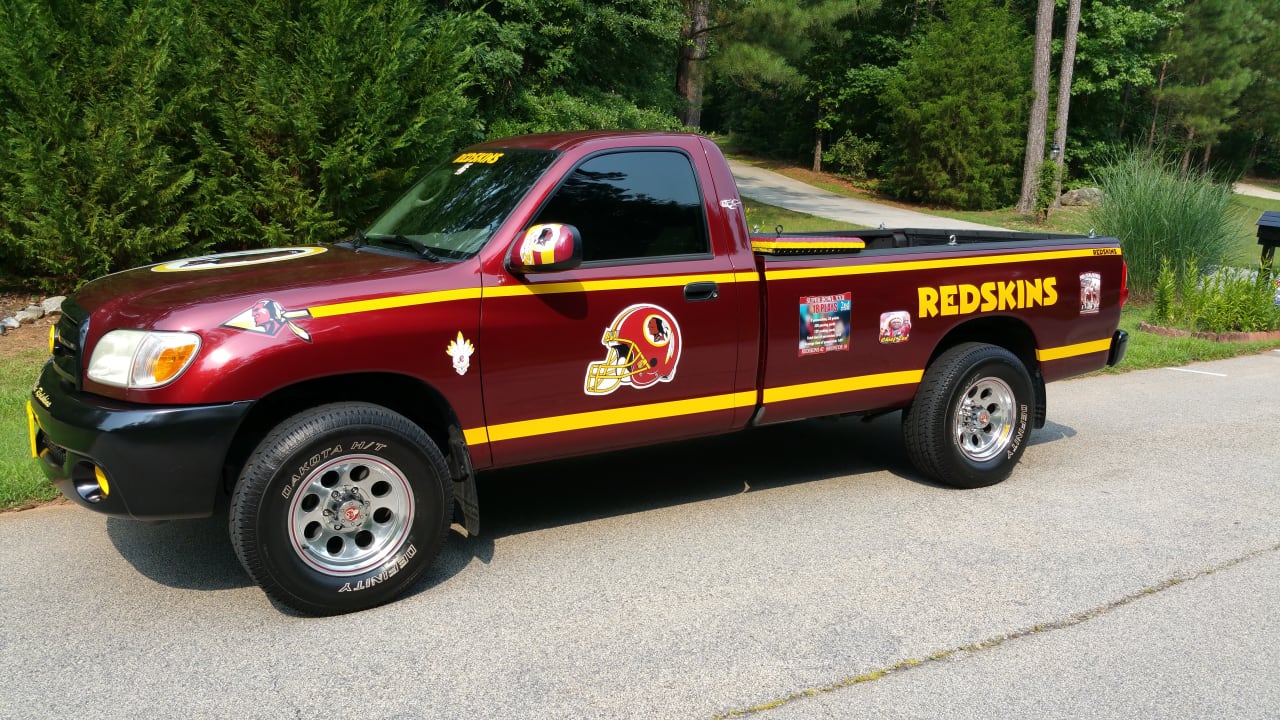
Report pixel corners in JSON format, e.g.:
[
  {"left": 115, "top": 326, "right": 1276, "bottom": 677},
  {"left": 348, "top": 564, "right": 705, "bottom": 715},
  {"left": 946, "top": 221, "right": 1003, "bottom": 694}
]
[{"left": 1259, "top": 211, "right": 1280, "bottom": 270}]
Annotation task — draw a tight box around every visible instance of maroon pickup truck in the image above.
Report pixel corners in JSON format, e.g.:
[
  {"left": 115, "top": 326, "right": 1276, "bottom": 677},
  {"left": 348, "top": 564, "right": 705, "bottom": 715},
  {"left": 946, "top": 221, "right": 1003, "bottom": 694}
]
[{"left": 28, "top": 131, "right": 1128, "bottom": 614}]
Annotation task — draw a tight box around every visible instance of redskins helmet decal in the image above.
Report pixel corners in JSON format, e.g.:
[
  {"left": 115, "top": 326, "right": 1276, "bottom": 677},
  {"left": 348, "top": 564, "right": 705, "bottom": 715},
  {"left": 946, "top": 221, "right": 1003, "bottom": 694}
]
[{"left": 584, "top": 304, "right": 682, "bottom": 395}]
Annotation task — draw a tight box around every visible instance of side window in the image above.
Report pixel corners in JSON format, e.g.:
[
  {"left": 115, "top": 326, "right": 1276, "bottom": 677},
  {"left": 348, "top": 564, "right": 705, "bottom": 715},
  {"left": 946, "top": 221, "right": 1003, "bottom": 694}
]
[{"left": 534, "top": 151, "right": 710, "bottom": 262}]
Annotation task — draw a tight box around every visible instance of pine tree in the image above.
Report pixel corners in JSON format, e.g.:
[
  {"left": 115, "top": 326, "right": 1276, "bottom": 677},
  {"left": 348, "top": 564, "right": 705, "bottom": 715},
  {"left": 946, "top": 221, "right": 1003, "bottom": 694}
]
[
  {"left": 1152, "top": 0, "right": 1263, "bottom": 172},
  {"left": 881, "top": 0, "right": 1029, "bottom": 209}
]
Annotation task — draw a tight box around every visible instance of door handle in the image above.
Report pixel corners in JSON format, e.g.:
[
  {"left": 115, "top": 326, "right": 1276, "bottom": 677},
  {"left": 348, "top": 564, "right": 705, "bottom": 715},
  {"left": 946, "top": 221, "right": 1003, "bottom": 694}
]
[{"left": 684, "top": 281, "right": 719, "bottom": 302}]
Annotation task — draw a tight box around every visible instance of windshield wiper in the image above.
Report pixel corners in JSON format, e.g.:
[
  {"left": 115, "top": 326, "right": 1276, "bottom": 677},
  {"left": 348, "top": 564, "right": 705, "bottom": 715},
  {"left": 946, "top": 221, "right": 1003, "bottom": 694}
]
[{"left": 363, "top": 233, "right": 441, "bottom": 262}]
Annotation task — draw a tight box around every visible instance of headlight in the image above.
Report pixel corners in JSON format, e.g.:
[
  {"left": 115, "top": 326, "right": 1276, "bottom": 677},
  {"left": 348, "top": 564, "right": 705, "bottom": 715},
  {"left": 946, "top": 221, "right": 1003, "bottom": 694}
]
[{"left": 87, "top": 330, "right": 202, "bottom": 388}]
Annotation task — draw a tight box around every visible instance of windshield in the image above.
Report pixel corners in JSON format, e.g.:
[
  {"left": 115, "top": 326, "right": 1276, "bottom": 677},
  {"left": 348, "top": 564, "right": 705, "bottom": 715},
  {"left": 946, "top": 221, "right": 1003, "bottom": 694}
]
[{"left": 364, "top": 149, "right": 558, "bottom": 260}]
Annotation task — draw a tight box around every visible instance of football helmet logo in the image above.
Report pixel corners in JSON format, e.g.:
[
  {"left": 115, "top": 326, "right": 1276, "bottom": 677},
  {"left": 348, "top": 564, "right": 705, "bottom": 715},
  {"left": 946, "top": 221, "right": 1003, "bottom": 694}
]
[{"left": 584, "top": 304, "right": 682, "bottom": 395}]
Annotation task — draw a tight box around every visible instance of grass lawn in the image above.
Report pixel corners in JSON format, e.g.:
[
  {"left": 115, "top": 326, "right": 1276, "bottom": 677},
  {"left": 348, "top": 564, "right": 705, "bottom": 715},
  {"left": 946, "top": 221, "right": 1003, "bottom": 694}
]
[
  {"left": 1230, "top": 194, "right": 1280, "bottom": 265},
  {"left": 742, "top": 196, "right": 867, "bottom": 233},
  {"left": 1101, "top": 303, "right": 1280, "bottom": 374},
  {"left": 1, "top": 337, "right": 59, "bottom": 510}
]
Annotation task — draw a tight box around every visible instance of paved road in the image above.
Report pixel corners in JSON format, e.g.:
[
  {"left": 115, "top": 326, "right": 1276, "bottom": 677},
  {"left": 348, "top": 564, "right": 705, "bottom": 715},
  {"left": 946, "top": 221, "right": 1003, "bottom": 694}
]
[
  {"left": 3, "top": 352, "right": 1279, "bottom": 719},
  {"left": 729, "top": 160, "right": 1008, "bottom": 232}
]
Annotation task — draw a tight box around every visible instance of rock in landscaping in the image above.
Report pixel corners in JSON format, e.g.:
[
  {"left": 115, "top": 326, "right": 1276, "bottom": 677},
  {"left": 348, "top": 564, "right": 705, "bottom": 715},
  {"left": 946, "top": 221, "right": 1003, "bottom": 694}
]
[
  {"left": 42, "top": 296, "right": 66, "bottom": 315},
  {"left": 2, "top": 316, "right": 19, "bottom": 331},
  {"left": 15, "top": 309, "right": 39, "bottom": 323},
  {"left": 24, "top": 304, "right": 45, "bottom": 320},
  {"left": 1059, "top": 187, "right": 1103, "bottom": 206}
]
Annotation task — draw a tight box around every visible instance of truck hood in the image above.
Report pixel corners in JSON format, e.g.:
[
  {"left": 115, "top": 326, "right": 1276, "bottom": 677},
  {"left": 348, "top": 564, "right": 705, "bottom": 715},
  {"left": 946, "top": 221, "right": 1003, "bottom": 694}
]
[{"left": 73, "top": 245, "right": 459, "bottom": 332}]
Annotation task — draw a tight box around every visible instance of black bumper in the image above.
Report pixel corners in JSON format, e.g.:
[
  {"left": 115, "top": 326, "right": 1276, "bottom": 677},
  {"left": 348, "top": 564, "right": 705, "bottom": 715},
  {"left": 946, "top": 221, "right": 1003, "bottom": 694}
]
[
  {"left": 1107, "top": 329, "right": 1129, "bottom": 367},
  {"left": 29, "top": 361, "right": 253, "bottom": 520}
]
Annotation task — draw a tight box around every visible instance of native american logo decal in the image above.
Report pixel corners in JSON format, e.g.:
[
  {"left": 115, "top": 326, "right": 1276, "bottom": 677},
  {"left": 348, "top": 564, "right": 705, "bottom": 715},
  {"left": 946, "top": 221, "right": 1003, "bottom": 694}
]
[
  {"left": 1080, "top": 272, "right": 1102, "bottom": 314},
  {"left": 446, "top": 332, "right": 476, "bottom": 376},
  {"left": 223, "top": 299, "right": 313, "bottom": 342},
  {"left": 584, "top": 304, "right": 682, "bottom": 395}
]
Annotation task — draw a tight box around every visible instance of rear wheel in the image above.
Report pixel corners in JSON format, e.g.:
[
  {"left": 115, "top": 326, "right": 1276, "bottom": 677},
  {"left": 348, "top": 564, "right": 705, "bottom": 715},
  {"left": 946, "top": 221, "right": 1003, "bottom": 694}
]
[
  {"left": 903, "top": 343, "right": 1034, "bottom": 489},
  {"left": 230, "top": 402, "right": 450, "bottom": 615}
]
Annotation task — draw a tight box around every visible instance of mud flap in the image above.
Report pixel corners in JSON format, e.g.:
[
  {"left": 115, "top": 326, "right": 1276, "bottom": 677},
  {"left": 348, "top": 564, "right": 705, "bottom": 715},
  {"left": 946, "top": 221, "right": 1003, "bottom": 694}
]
[{"left": 447, "top": 426, "right": 480, "bottom": 537}]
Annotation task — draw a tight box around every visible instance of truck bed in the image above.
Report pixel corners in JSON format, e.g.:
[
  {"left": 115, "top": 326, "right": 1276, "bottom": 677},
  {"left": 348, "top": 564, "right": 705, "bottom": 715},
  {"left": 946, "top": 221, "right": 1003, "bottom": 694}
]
[{"left": 750, "top": 228, "right": 1103, "bottom": 255}]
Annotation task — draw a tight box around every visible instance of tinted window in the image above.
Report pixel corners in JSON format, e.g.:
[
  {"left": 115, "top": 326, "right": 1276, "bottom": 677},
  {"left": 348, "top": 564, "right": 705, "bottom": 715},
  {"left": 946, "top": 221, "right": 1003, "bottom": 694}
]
[
  {"left": 366, "top": 149, "right": 557, "bottom": 259},
  {"left": 534, "top": 151, "right": 709, "bottom": 262}
]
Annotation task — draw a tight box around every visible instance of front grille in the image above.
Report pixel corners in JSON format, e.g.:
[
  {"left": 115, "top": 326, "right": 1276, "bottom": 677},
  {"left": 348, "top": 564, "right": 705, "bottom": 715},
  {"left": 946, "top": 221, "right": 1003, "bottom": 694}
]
[
  {"left": 52, "top": 297, "right": 89, "bottom": 388},
  {"left": 37, "top": 432, "right": 66, "bottom": 470}
]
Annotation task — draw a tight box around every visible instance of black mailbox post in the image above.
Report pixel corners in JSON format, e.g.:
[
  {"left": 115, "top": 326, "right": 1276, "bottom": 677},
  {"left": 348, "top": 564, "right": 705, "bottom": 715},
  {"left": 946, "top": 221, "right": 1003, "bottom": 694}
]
[{"left": 1259, "top": 211, "right": 1280, "bottom": 272}]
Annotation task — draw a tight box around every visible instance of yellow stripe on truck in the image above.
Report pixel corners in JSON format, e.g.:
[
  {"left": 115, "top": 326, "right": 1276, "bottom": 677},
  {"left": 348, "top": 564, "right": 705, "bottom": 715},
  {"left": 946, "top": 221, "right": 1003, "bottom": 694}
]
[{"left": 1036, "top": 338, "right": 1113, "bottom": 362}]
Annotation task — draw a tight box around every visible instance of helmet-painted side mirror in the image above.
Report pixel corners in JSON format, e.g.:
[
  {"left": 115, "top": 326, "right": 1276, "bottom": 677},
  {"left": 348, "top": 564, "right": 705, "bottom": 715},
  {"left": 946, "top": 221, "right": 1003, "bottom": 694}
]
[{"left": 509, "top": 223, "right": 582, "bottom": 273}]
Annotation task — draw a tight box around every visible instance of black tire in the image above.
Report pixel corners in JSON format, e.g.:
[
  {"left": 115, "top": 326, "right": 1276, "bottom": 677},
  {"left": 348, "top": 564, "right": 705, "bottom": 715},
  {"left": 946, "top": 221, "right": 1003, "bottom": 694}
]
[
  {"left": 229, "top": 402, "right": 450, "bottom": 615},
  {"left": 903, "top": 343, "right": 1034, "bottom": 489}
]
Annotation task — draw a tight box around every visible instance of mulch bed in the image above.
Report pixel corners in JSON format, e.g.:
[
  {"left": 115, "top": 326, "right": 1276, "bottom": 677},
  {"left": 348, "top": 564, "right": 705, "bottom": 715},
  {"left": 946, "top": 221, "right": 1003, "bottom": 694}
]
[{"left": 1138, "top": 321, "right": 1280, "bottom": 343}]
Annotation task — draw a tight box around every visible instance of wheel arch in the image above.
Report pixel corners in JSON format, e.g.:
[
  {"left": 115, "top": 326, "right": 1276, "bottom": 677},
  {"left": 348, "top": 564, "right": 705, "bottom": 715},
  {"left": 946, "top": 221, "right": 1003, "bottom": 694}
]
[
  {"left": 222, "top": 373, "right": 462, "bottom": 494},
  {"left": 926, "top": 316, "right": 1047, "bottom": 428}
]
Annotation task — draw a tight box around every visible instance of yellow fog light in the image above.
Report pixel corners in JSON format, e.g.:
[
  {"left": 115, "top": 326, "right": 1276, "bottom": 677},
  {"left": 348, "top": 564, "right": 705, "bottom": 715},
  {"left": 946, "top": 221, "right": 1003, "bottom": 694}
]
[
  {"left": 48, "top": 325, "right": 56, "bottom": 355},
  {"left": 73, "top": 462, "right": 111, "bottom": 502}
]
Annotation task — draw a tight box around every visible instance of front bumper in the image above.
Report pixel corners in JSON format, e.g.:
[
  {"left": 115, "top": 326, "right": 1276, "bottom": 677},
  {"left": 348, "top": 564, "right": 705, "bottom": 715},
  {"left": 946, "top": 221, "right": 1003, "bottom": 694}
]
[{"left": 28, "top": 361, "right": 253, "bottom": 519}]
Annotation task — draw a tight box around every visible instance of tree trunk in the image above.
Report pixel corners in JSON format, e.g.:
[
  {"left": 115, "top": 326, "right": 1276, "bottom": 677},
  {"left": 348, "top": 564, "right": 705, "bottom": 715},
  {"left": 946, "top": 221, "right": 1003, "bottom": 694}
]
[
  {"left": 813, "top": 127, "right": 823, "bottom": 173},
  {"left": 677, "top": 0, "right": 711, "bottom": 129},
  {"left": 1181, "top": 127, "right": 1195, "bottom": 175},
  {"left": 1148, "top": 30, "right": 1173, "bottom": 150},
  {"left": 1016, "top": 0, "right": 1054, "bottom": 215},
  {"left": 1049, "top": 0, "right": 1082, "bottom": 209}
]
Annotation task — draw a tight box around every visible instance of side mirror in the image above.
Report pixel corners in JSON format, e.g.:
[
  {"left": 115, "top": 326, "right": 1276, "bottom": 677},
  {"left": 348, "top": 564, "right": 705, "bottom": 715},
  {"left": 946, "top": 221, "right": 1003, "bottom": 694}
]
[{"left": 509, "top": 223, "right": 582, "bottom": 273}]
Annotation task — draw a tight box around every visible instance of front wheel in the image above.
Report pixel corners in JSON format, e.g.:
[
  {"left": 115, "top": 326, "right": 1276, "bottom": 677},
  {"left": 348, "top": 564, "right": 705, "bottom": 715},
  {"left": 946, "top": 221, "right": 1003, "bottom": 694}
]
[
  {"left": 903, "top": 343, "right": 1034, "bottom": 489},
  {"left": 230, "top": 402, "right": 451, "bottom": 615}
]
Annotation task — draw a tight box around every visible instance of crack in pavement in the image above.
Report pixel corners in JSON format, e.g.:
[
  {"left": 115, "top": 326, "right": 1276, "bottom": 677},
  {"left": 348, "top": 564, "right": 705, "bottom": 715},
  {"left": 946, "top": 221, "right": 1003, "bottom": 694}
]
[{"left": 711, "top": 541, "right": 1280, "bottom": 719}]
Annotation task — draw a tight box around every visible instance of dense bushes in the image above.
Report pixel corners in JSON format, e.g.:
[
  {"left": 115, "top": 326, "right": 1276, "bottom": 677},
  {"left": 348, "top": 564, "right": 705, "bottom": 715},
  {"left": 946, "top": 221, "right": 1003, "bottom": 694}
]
[
  {"left": 1151, "top": 259, "right": 1280, "bottom": 333},
  {"left": 0, "top": 1, "right": 479, "bottom": 291},
  {"left": 878, "top": 0, "right": 1028, "bottom": 209},
  {"left": 1088, "top": 149, "right": 1246, "bottom": 296}
]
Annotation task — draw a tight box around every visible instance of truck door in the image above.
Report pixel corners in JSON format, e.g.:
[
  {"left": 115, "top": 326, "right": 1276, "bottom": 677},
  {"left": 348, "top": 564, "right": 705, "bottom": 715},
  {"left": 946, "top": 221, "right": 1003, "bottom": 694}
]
[{"left": 478, "top": 148, "right": 745, "bottom": 467}]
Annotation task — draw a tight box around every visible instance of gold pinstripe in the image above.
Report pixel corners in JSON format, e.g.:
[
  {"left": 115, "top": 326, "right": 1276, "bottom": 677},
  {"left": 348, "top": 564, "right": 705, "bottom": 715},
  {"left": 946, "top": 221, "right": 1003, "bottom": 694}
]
[{"left": 765, "top": 248, "right": 1120, "bottom": 282}]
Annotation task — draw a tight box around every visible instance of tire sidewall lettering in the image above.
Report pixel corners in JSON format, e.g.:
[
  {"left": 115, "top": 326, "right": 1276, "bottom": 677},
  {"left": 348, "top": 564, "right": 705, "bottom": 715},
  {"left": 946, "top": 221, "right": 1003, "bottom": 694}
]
[
  {"left": 1007, "top": 403, "right": 1029, "bottom": 459},
  {"left": 259, "top": 430, "right": 439, "bottom": 602},
  {"left": 280, "top": 440, "right": 391, "bottom": 499}
]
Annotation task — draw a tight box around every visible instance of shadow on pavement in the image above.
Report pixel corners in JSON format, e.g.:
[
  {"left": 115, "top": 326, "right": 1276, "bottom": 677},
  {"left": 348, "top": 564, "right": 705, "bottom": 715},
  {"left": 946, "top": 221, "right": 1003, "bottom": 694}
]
[
  {"left": 465, "top": 412, "right": 918, "bottom": 541},
  {"left": 103, "top": 412, "right": 1075, "bottom": 597},
  {"left": 106, "top": 513, "right": 250, "bottom": 590}
]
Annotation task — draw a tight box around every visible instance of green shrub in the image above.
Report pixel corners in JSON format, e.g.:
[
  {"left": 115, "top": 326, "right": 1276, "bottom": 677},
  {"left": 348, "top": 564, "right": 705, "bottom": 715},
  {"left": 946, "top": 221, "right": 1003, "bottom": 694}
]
[
  {"left": 822, "top": 132, "right": 881, "bottom": 179},
  {"left": 1149, "top": 257, "right": 1280, "bottom": 333},
  {"left": 1151, "top": 257, "right": 1176, "bottom": 325},
  {"left": 0, "top": 0, "right": 478, "bottom": 291},
  {"left": 1034, "top": 160, "right": 1058, "bottom": 222},
  {"left": 487, "top": 89, "right": 683, "bottom": 137},
  {"left": 1088, "top": 149, "right": 1247, "bottom": 297},
  {"left": 879, "top": 0, "right": 1028, "bottom": 210},
  {"left": 1194, "top": 268, "right": 1280, "bottom": 333}
]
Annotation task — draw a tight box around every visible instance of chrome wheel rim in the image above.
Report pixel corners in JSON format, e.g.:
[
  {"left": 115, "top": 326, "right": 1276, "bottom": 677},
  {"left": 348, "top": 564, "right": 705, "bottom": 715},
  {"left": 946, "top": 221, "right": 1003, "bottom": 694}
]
[
  {"left": 288, "top": 454, "right": 415, "bottom": 576},
  {"left": 952, "top": 376, "right": 1016, "bottom": 463}
]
